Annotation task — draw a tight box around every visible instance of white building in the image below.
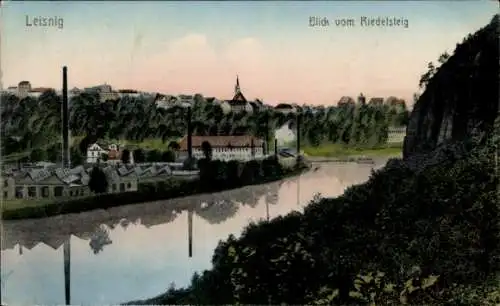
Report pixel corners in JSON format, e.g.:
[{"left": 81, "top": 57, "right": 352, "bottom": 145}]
[
  {"left": 87, "top": 143, "right": 108, "bottom": 163},
  {"left": 275, "top": 122, "right": 296, "bottom": 146},
  {"left": 387, "top": 126, "right": 407, "bottom": 144},
  {"left": 6, "top": 86, "right": 18, "bottom": 95},
  {"left": 178, "top": 135, "right": 265, "bottom": 161}
]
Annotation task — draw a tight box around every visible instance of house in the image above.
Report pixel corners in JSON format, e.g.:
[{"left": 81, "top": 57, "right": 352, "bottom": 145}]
[
  {"left": 28, "top": 87, "right": 52, "bottom": 98},
  {"left": 87, "top": 143, "right": 108, "bottom": 163},
  {"left": 18, "top": 81, "right": 31, "bottom": 98},
  {"left": 274, "top": 122, "right": 296, "bottom": 146},
  {"left": 84, "top": 83, "right": 119, "bottom": 102},
  {"left": 178, "top": 135, "right": 265, "bottom": 161},
  {"left": 368, "top": 97, "right": 384, "bottom": 106},
  {"left": 226, "top": 76, "right": 253, "bottom": 113},
  {"left": 274, "top": 103, "right": 296, "bottom": 114},
  {"left": 337, "top": 96, "right": 355, "bottom": 107}
]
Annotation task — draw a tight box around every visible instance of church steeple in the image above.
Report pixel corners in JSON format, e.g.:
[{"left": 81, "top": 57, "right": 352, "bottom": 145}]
[{"left": 235, "top": 75, "right": 241, "bottom": 95}]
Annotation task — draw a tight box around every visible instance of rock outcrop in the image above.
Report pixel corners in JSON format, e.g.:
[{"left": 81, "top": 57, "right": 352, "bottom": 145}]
[{"left": 403, "top": 14, "right": 499, "bottom": 159}]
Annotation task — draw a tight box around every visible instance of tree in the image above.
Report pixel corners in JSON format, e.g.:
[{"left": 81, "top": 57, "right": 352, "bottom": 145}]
[
  {"left": 133, "top": 149, "right": 146, "bottom": 163},
  {"left": 47, "top": 145, "right": 60, "bottom": 163},
  {"left": 147, "top": 149, "right": 162, "bottom": 162},
  {"left": 100, "top": 153, "right": 109, "bottom": 162},
  {"left": 201, "top": 141, "right": 213, "bottom": 160},
  {"left": 161, "top": 150, "right": 176, "bottom": 162},
  {"left": 29, "top": 148, "right": 47, "bottom": 162},
  {"left": 121, "top": 149, "right": 131, "bottom": 164},
  {"left": 88, "top": 166, "right": 108, "bottom": 194},
  {"left": 70, "top": 147, "right": 84, "bottom": 166},
  {"left": 168, "top": 141, "right": 180, "bottom": 151}
]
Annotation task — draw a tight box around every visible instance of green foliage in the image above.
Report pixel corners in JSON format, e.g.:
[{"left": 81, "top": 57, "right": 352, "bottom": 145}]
[
  {"left": 201, "top": 141, "right": 213, "bottom": 160},
  {"left": 88, "top": 166, "right": 108, "bottom": 194},
  {"left": 29, "top": 148, "right": 47, "bottom": 162},
  {"left": 146, "top": 149, "right": 162, "bottom": 162},
  {"left": 100, "top": 153, "right": 108, "bottom": 162},
  {"left": 182, "top": 157, "right": 198, "bottom": 170},
  {"left": 70, "top": 147, "right": 84, "bottom": 166},
  {"left": 46, "top": 145, "right": 60, "bottom": 163},
  {"left": 121, "top": 149, "right": 131, "bottom": 164},
  {"left": 198, "top": 156, "right": 291, "bottom": 191},
  {"left": 161, "top": 150, "right": 176, "bottom": 162},
  {"left": 133, "top": 149, "right": 146, "bottom": 163}
]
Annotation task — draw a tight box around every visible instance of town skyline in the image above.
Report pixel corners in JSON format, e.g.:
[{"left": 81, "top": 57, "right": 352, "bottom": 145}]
[{"left": 2, "top": 1, "right": 497, "bottom": 105}]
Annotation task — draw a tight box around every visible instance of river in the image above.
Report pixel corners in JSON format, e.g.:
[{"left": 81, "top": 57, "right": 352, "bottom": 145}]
[{"left": 0, "top": 161, "right": 386, "bottom": 305}]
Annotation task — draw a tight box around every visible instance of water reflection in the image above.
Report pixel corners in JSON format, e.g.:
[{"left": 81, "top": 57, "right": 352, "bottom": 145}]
[
  {"left": 1, "top": 162, "right": 381, "bottom": 305},
  {"left": 89, "top": 225, "right": 112, "bottom": 255}
]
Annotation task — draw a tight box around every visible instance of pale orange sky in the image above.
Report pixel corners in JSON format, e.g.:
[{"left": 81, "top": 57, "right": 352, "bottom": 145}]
[{"left": 2, "top": 1, "right": 498, "bottom": 105}]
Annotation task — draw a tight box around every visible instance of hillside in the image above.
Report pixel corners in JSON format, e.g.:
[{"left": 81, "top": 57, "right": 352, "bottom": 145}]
[{"left": 404, "top": 14, "right": 499, "bottom": 158}]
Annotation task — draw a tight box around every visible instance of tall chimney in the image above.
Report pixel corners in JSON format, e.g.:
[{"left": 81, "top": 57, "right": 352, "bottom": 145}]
[{"left": 62, "top": 66, "right": 70, "bottom": 168}]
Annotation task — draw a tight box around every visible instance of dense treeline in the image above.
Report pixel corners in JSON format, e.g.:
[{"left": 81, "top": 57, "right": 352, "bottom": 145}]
[
  {"left": 1, "top": 90, "right": 409, "bottom": 161},
  {"left": 126, "top": 14, "right": 500, "bottom": 306}
]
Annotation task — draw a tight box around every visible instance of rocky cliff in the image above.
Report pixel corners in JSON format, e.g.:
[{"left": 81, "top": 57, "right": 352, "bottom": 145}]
[{"left": 403, "top": 14, "right": 499, "bottom": 159}]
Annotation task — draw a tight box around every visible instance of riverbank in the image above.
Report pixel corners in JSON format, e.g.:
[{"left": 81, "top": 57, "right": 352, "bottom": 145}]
[
  {"left": 2, "top": 157, "right": 309, "bottom": 220},
  {"left": 302, "top": 142, "right": 403, "bottom": 158}
]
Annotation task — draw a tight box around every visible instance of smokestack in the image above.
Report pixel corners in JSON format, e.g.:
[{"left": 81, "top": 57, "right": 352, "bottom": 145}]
[{"left": 62, "top": 66, "right": 70, "bottom": 168}]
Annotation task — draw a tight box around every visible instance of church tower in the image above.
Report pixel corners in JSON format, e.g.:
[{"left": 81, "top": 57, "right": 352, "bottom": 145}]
[{"left": 235, "top": 75, "right": 241, "bottom": 95}]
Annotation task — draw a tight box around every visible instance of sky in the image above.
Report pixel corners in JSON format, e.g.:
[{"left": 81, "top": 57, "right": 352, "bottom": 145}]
[{"left": 1, "top": 1, "right": 497, "bottom": 105}]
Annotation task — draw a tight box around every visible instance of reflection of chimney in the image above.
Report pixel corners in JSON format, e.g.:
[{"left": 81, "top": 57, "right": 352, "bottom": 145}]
[
  {"left": 63, "top": 238, "right": 71, "bottom": 305},
  {"left": 188, "top": 210, "right": 193, "bottom": 258}
]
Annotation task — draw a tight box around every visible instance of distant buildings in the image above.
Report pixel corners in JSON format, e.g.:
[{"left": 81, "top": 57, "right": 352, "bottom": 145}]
[
  {"left": 2, "top": 81, "right": 54, "bottom": 99},
  {"left": 178, "top": 135, "right": 265, "bottom": 161},
  {"left": 84, "top": 83, "right": 120, "bottom": 102}
]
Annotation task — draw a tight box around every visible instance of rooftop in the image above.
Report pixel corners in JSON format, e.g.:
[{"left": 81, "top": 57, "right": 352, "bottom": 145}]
[{"left": 178, "top": 135, "right": 264, "bottom": 150}]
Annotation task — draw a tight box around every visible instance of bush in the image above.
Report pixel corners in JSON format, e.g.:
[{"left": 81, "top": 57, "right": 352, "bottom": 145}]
[
  {"left": 70, "top": 147, "right": 84, "bottom": 166},
  {"left": 29, "top": 148, "right": 47, "bottom": 162},
  {"left": 134, "top": 149, "right": 146, "bottom": 163},
  {"left": 147, "top": 149, "right": 162, "bottom": 162},
  {"left": 88, "top": 166, "right": 108, "bottom": 194},
  {"left": 161, "top": 150, "right": 176, "bottom": 162},
  {"left": 121, "top": 149, "right": 131, "bottom": 164}
]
